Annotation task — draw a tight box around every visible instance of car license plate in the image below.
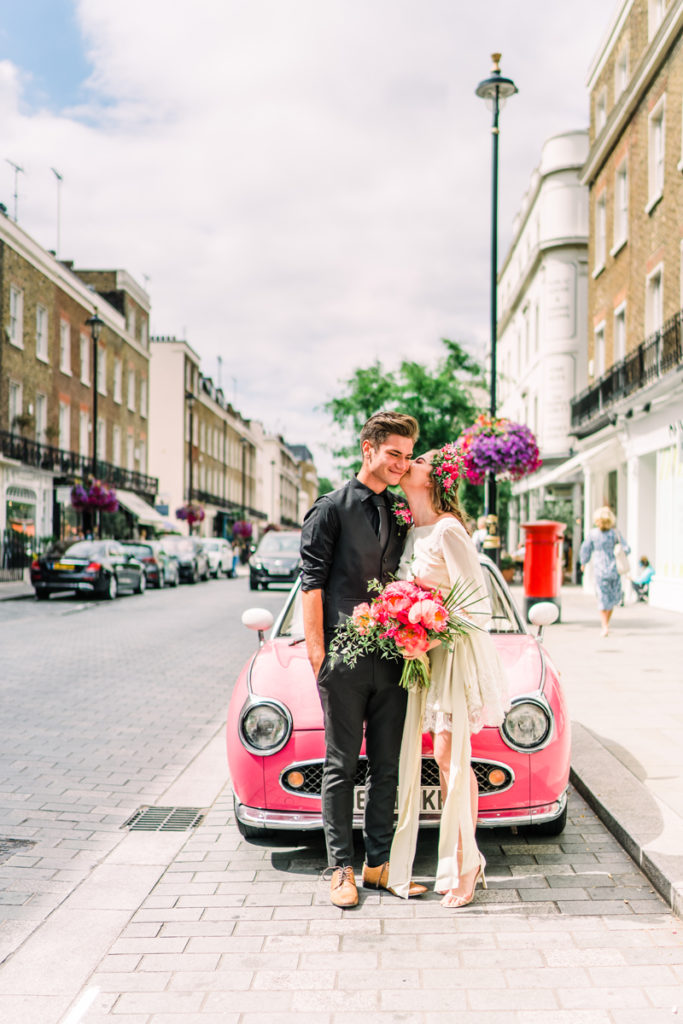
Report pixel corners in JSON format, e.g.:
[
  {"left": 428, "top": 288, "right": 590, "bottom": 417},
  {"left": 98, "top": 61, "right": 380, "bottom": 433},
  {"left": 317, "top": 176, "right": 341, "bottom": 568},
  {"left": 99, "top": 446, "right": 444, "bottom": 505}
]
[
  {"left": 354, "top": 787, "right": 443, "bottom": 814},
  {"left": 53, "top": 562, "right": 75, "bottom": 571}
]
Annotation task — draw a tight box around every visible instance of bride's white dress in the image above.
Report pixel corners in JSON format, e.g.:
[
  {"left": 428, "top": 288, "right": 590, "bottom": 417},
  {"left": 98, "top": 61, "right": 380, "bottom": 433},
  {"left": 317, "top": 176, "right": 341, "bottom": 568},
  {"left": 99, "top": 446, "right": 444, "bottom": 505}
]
[{"left": 387, "top": 516, "right": 509, "bottom": 898}]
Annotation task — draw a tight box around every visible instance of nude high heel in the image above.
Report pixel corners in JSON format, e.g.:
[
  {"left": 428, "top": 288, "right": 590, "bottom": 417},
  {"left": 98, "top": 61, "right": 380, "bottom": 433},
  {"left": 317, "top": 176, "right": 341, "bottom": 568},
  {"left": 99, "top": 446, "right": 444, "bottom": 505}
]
[{"left": 440, "top": 854, "right": 487, "bottom": 909}]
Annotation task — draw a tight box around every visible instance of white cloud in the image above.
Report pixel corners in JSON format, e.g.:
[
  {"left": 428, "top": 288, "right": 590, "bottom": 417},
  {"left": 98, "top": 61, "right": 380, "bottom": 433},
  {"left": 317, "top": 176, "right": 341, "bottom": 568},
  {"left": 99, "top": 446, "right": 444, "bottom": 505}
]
[{"left": 2, "top": 0, "right": 615, "bottom": 476}]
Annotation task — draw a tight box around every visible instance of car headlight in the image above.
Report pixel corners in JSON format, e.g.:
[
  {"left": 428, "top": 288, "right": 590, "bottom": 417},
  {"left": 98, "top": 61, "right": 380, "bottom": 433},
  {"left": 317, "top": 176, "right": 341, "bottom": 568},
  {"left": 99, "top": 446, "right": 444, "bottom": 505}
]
[
  {"left": 500, "top": 699, "right": 552, "bottom": 751},
  {"left": 239, "top": 700, "right": 292, "bottom": 755},
  {"left": 251, "top": 560, "right": 263, "bottom": 571}
]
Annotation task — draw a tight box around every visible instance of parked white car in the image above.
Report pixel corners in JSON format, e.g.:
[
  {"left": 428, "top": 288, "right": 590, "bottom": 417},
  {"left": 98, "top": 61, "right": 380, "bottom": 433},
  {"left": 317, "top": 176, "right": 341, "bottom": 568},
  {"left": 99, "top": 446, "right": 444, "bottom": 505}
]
[{"left": 199, "top": 538, "right": 234, "bottom": 578}]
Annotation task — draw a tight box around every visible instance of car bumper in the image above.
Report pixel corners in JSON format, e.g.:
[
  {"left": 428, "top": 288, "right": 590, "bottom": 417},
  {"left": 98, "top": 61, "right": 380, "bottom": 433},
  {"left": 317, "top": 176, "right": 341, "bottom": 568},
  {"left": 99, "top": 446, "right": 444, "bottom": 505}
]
[
  {"left": 250, "top": 570, "right": 299, "bottom": 584},
  {"left": 233, "top": 788, "right": 568, "bottom": 833}
]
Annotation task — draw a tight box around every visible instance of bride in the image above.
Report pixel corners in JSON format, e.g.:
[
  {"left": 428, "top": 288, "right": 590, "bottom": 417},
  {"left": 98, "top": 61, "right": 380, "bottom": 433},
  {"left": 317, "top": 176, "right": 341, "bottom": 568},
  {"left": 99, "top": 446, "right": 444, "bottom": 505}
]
[{"left": 387, "top": 445, "right": 509, "bottom": 907}]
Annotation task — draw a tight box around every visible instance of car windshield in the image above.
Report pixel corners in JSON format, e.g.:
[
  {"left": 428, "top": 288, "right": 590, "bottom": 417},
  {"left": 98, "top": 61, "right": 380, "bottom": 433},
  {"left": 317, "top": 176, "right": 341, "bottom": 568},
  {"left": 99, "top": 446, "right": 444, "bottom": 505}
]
[
  {"left": 203, "top": 541, "right": 221, "bottom": 551},
  {"left": 55, "top": 541, "right": 106, "bottom": 559},
  {"left": 122, "top": 544, "right": 153, "bottom": 559},
  {"left": 257, "top": 533, "right": 300, "bottom": 556},
  {"left": 163, "top": 538, "right": 194, "bottom": 554},
  {"left": 274, "top": 562, "right": 523, "bottom": 641}
]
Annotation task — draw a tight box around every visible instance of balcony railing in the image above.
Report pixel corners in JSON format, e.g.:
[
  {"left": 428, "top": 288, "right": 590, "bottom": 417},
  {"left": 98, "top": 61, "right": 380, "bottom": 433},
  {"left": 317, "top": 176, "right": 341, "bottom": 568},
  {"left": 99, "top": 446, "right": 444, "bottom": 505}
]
[
  {"left": 0, "top": 431, "right": 158, "bottom": 500},
  {"left": 193, "top": 487, "right": 267, "bottom": 521},
  {"left": 571, "top": 309, "right": 683, "bottom": 433}
]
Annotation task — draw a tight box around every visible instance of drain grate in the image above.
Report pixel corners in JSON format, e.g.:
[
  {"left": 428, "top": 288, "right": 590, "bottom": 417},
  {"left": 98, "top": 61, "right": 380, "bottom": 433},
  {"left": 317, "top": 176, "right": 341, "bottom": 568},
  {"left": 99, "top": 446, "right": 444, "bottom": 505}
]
[{"left": 122, "top": 806, "right": 206, "bottom": 832}]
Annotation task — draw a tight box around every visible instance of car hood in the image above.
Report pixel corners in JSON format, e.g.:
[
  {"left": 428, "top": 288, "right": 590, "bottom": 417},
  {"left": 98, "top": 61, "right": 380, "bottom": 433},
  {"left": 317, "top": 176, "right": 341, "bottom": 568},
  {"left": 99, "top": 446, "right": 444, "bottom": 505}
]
[
  {"left": 254, "top": 555, "right": 300, "bottom": 567},
  {"left": 247, "top": 633, "right": 547, "bottom": 731}
]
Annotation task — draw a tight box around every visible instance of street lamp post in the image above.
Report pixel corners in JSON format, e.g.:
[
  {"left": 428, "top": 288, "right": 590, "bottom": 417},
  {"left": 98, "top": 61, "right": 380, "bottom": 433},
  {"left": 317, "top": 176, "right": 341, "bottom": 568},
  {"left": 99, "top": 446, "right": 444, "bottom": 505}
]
[
  {"left": 185, "top": 392, "right": 196, "bottom": 533},
  {"left": 476, "top": 53, "right": 517, "bottom": 560},
  {"left": 85, "top": 310, "right": 104, "bottom": 478},
  {"left": 240, "top": 437, "right": 248, "bottom": 519}
]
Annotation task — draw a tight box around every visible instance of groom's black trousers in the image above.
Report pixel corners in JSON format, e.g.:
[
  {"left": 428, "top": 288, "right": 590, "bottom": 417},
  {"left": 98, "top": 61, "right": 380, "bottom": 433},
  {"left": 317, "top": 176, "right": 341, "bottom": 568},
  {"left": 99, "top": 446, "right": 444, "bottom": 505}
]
[{"left": 317, "top": 645, "right": 407, "bottom": 868}]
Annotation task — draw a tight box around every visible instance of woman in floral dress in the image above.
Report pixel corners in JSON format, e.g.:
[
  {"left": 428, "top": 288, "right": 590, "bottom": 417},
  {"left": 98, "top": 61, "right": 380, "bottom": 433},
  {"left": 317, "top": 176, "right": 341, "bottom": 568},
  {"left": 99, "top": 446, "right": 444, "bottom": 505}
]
[{"left": 579, "top": 506, "right": 630, "bottom": 637}]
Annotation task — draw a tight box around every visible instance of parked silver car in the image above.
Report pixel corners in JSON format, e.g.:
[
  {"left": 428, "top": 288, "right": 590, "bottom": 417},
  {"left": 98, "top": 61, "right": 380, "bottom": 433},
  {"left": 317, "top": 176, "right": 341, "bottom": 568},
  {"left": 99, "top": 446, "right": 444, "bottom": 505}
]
[{"left": 199, "top": 538, "right": 234, "bottom": 578}]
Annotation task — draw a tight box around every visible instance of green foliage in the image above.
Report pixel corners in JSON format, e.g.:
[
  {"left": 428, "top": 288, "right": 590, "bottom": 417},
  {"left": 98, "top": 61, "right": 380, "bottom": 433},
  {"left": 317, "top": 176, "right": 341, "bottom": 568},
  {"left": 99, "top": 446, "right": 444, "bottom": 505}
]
[
  {"left": 324, "top": 339, "right": 485, "bottom": 473},
  {"left": 317, "top": 476, "right": 335, "bottom": 496}
]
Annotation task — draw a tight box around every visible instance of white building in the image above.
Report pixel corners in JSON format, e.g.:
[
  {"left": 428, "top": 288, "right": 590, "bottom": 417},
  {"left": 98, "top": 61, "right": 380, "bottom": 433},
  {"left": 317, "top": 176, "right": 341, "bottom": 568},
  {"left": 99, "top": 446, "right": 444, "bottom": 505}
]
[
  {"left": 251, "top": 422, "right": 302, "bottom": 529},
  {"left": 497, "top": 131, "right": 590, "bottom": 569}
]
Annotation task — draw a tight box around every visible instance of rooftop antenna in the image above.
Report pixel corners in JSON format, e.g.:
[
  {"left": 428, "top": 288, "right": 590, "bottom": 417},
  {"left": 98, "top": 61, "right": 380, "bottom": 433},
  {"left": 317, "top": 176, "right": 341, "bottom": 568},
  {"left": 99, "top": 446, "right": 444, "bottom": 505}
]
[
  {"left": 6, "top": 159, "right": 24, "bottom": 222},
  {"left": 142, "top": 273, "right": 151, "bottom": 291},
  {"left": 217, "top": 355, "right": 223, "bottom": 388},
  {"left": 50, "top": 167, "right": 63, "bottom": 255}
]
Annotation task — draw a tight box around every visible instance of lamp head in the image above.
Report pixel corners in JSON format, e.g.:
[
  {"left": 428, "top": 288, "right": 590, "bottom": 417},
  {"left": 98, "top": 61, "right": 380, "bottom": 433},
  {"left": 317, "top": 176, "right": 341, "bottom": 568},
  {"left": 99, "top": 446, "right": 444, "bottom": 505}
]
[
  {"left": 86, "top": 310, "right": 104, "bottom": 343},
  {"left": 475, "top": 52, "right": 518, "bottom": 110}
]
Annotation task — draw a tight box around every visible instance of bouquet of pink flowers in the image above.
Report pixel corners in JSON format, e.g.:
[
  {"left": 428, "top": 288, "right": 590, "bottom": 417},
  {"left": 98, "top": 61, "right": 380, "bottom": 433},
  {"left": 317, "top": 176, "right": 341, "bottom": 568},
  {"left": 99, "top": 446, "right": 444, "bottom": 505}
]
[{"left": 329, "top": 577, "right": 484, "bottom": 691}]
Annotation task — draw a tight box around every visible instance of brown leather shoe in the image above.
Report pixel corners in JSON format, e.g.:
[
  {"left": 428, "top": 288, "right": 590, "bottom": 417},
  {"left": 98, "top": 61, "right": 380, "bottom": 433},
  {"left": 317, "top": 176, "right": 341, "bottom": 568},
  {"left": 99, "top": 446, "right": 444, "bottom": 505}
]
[
  {"left": 362, "top": 861, "right": 428, "bottom": 897},
  {"left": 328, "top": 865, "right": 359, "bottom": 907}
]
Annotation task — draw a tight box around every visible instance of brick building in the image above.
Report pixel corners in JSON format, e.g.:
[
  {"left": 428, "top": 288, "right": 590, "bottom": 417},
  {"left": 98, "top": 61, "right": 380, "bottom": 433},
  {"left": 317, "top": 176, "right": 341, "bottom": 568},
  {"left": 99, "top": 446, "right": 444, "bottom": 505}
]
[
  {"left": 575, "top": 0, "right": 683, "bottom": 610},
  {"left": 0, "top": 210, "right": 158, "bottom": 568}
]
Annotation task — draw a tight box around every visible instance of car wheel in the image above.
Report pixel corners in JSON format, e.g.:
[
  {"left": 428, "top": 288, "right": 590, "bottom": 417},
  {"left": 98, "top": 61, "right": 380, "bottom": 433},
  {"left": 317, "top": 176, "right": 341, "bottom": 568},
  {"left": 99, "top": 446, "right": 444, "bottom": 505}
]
[
  {"left": 530, "top": 803, "right": 567, "bottom": 836},
  {"left": 134, "top": 572, "right": 146, "bottom": 595},
  {"left": 35, "top": 589, "right": 49, "bottom": 601},
  {"left": 233, "top": 795, "right": 270, "bottom": 840},
  {"left": 261, "top": 583, "right": 269, "bottom": 591},
  {"left": 105, "top": 574, "right": 118, "bottom": 601}
]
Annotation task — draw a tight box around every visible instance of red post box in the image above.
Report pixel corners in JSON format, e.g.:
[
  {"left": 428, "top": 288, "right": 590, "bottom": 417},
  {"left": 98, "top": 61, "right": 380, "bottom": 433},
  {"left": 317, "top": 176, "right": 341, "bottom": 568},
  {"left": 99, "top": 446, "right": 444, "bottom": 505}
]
[{"left": 521, "top": 520, "right": 566, "bottom": 622}]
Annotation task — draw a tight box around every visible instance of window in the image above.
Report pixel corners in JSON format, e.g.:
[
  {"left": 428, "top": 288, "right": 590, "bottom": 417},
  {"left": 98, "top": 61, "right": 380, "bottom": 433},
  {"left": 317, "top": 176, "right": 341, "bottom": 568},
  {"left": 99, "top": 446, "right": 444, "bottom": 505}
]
[
  {"left": 594, "top": 323, "right": 606, "bottom": 378},
  {"left": 97, "top": 348, "right": 107, "bottom": 396},
  {"left": 9, "top": 380, "right": 22, "bottom": 431},
  {"left": 648, "top": 96, "right": 666, "bottom": 208},
  {"left": 614, "top": 304, "right": 627, "bottom": 363},
  {"left": 113, "top": 358, "right": 123, "bottom": 404},
  {"left": 140, "top": 319, "right": 148, "bottom": 349},
  {"left": 126, "top": 434, "right": 135, "bottom": 470},
  {"left": 127, "top": 368, "right": 136, "bottom": 411},
  {"left": 59, "top": 319, "right": 71, "bottom": 374},
  {"left": 127, "top": 307, "right": 136, "bottom": 339},
  {"left": 615, "top": 46, "right": 629, "bottom": 99},
  {"left": 80, "top": 334, "right": 90, "bottom": 385},
  {"left": 58, "top": 400, "right": 70, "bottom": 450},
  {"left": 79, "top": 410, "right": 90, "bottom": 458},
  {"left": 36, "top": 305, "right": 48, "bottom": 361},
  {"left": 9, "top": 286, "right": 24, "bottom": 348},
  {"left": 140, "top": 379, "right": 147, "bottom": 418},
  {"left": 97, "top": 417, "right": 106, "bottom": 460},
  {"left": 595, "top": 88, "right": 607, "bottom": 133},
  {"left": 138, "top": 439, "right": 146, "bottom": 470},
  {"left": 35, "top": 393, "right": 47, "bottom": 443},
  {"left": 594, "top": 194, "right": 607, "bottom": 272},
  {"left": 646, "top": 267, "right": 663, "bottom": 334},
  {"left": 613, "top": 161, "right": 628, "bottom": 249},
  {"left": 112, "top": 425, "right": 121, "bottom": 467}
]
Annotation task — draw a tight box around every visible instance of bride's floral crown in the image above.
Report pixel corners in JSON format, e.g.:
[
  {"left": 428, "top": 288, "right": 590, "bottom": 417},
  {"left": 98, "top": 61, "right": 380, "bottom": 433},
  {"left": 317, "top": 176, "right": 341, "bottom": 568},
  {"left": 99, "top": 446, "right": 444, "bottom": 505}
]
[{"left": 431, "top": 442, "right": 465, "bottom": 496}]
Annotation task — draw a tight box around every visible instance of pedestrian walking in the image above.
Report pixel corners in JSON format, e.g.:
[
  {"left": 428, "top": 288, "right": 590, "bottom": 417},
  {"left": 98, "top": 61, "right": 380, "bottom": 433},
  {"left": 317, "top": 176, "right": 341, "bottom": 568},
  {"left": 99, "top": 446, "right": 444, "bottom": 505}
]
[
  {"left": 300, "top": 411, "right": 427, "bottom": 908},
  {"left": 631, "top": 556, "right": 655, "bottom": 602},
  {"left": 579, "top": 506, "right": 630, "bottom": 637}
]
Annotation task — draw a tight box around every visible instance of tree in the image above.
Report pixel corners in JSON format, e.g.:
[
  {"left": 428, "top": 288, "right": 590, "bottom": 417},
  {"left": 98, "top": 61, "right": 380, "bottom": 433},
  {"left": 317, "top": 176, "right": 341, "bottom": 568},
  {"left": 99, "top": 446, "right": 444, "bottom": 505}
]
[
  {"left": 317, "top": 476, "right": 335, "bottom": 496},
  {"left": 324, "top": 339, "right": 483, "bottom": 467},
  {"left": 323, "top": 339, "right": 487, "bottom": 520}
]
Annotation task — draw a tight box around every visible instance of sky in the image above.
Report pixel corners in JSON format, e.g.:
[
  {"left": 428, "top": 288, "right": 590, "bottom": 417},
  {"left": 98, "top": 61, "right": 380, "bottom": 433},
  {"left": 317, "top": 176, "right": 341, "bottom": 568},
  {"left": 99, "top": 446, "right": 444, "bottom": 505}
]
[{"left": 0, "top": 0, "right": 616, "bottom": 478}]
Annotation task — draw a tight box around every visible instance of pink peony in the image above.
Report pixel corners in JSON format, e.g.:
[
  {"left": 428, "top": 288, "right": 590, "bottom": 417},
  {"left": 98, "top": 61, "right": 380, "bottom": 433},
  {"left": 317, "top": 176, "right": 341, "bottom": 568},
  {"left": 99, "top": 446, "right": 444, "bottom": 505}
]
[
  {"left": 351, "top": 603, "right": 374, "bottom": 635},
  {"left": 407, "top": 598, "right": 449, "bottom": 632},
  {"left": 393, "top": 623, "right": 429, "bottom": 657}
]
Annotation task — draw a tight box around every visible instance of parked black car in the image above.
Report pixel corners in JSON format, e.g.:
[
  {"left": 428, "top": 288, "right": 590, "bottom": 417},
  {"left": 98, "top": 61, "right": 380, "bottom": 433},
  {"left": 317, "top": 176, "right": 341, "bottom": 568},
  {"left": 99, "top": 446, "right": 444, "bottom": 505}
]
[
  {"left": 120, "top": 541, "right": 165, "bottom": 588},
  {"left": 31, "top": 540, "right": 146, "bottom": 600},
  {"left": 249, "top": 530, "right": 302, "bottom": 590},
  {"left": 159, "top": 536, "right": 210, "bottom": 584}
]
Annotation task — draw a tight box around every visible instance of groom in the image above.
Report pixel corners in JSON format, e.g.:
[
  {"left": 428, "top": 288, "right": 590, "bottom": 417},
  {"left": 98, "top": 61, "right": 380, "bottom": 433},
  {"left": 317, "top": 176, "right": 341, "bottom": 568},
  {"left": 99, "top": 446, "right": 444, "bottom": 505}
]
[{"left": 300, "top": 411, "right": 427, "bottom": 907}]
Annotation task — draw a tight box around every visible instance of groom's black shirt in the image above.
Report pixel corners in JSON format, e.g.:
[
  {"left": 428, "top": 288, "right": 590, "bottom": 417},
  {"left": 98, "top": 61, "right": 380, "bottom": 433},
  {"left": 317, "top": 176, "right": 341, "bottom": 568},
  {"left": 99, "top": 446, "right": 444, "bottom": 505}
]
[{"left": 300, "top": 477, "right": 405, "bottom": 636}]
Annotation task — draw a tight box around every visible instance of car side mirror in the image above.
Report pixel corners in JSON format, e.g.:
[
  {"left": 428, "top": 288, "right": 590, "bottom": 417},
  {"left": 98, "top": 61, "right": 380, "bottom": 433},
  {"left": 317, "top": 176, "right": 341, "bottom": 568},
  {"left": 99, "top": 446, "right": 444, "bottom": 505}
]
[
  {"left": 527, "top": 601, "right": 559, "bottom": 640},
  {"left": 242, "top": 608, "right": 274, "bottom": 645}
]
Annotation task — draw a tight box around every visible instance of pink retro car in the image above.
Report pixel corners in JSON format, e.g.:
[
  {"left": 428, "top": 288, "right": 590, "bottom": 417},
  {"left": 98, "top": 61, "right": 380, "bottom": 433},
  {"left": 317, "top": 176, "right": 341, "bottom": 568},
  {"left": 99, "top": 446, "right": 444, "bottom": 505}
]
[{"left": 227, "top": 558, "right": 570, "bottom": 840}]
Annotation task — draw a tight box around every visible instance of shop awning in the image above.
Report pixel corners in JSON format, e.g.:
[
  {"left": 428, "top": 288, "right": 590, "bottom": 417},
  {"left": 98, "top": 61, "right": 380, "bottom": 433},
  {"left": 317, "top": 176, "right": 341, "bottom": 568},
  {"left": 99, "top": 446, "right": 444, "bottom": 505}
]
[
  {"left": 116, "top": 490, "right": 172, "bottom": 529},
  {"left": 514, "top": 439, "right": 616, "bottom": 493}
]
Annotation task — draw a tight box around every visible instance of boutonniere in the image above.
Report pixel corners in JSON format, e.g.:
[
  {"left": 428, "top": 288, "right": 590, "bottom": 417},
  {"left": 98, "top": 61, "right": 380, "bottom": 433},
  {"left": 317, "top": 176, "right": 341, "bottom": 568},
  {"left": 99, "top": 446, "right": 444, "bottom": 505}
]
[{"left": 392, "top": 501, "right": 413, "bottom": 527}]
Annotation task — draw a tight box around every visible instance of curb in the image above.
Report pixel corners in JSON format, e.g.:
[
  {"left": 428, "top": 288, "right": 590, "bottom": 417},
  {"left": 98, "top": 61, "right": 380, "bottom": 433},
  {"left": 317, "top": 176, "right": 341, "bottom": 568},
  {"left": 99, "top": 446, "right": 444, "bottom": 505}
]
[{"left": 570, "top": 721, "right": 683, "bottom": 918}]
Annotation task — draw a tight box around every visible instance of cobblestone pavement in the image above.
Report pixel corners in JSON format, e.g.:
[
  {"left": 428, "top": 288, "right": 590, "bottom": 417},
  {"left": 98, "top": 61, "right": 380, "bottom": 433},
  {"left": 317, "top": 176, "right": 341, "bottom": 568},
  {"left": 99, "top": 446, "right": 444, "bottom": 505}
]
[
  {"left": 64, "top": 787, "right": 683, "bottom": 1024},
  {"left": 0, "top": 578, "right": 284, "bottom": 963}
]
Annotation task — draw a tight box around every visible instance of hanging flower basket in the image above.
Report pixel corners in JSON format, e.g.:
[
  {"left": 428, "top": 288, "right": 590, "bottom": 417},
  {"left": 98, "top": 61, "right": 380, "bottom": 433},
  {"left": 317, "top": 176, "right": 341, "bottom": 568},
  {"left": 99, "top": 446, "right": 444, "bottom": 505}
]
[
  {"left": 458, "top": 414, "right": 542, "bottom": 486},
  {"left": 232, "top": 520, "right": 252, "bottom": 539},
  {"left": 70, "top": 480, "right": 119, "bottom": 514},
  {"left": 176, "top": 503, "right": 205, "bottom": 526}
]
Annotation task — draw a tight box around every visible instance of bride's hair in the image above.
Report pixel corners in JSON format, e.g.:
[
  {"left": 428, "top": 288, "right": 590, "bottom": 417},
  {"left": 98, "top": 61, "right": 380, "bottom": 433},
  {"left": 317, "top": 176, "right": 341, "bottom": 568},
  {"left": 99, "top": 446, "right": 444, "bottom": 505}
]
[{"left": 427, "top": 444, "right": 470, "bottom": 532}]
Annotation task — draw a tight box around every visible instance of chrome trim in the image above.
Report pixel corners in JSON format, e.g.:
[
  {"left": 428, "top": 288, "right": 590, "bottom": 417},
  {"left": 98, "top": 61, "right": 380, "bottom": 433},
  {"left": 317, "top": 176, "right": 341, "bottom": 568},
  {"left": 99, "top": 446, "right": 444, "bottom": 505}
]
[
  {"left": 278, "top": 755, "right": 516, "bottom": 800},
  {"left": 238, "top": 697, "right": 293, "bottom": 757},
  {"left": 233, "top": 788, "right": 568, "bottom": 833},
  {"left": 245, "top": 650, "right": 260, "bottom": 696},
  {"left": 499, "top": 694, "right": 555, "bottom": 753}
]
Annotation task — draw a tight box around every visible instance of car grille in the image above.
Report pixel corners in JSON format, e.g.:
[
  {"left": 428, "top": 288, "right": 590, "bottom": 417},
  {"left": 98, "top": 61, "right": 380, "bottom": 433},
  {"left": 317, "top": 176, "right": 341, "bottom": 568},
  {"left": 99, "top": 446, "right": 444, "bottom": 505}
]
[{"left": 280, "top": 757, "right": 513, "bottom": 796}]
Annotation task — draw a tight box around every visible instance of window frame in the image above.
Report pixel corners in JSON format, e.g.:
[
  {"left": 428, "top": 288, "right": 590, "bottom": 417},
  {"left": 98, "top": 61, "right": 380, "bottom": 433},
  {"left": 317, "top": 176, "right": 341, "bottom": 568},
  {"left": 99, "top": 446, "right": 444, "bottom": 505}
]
[
  {"left": 614, "top": 303, "right": 627, "bottom": 363},
  {"left": 594, "top": 193, "right": 607, "bottom": 275},
  {"left": 612, "top": 159, "right": 628, "bottom": 253},
  {"left": 59, "top": 319, "right": 72, "bottom": 375},
  {"left": 8, "top": 285, "right": 24, "bottom": 348},
  {"left": 646, "top": 94, "right": 666, "bottom": 212},
  {"left": 645, "top": 264, "right": 664, "bottom": 335},
  {"left": 36, "top": 304, "right": 49, "bottom": 362}
]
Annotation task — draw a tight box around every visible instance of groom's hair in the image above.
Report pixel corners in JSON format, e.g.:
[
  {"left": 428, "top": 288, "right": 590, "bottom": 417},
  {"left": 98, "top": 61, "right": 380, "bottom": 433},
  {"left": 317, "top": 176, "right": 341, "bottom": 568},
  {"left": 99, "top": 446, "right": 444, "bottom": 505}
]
[{"left": 360, "top": 411, "right": 419, "bottom": 450}]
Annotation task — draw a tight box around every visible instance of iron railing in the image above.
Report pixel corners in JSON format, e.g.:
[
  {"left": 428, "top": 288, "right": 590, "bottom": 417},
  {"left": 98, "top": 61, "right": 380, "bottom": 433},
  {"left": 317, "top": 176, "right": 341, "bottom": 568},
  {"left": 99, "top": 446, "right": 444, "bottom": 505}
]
[
  {"left": 193, "top": 487, "right": 267, "bottom": 521},
  {"left": 571, "top": 309, "right": 683, "bottom": 432},
  {"left": 0, "top": 431, "right": 158, "bottom": 500}
]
